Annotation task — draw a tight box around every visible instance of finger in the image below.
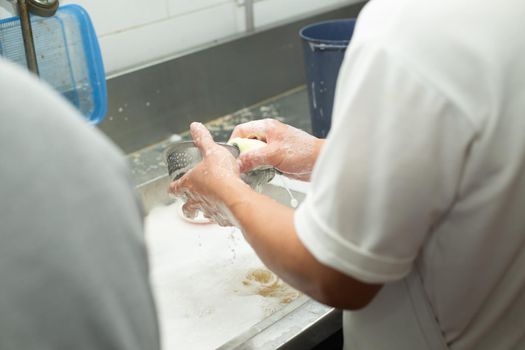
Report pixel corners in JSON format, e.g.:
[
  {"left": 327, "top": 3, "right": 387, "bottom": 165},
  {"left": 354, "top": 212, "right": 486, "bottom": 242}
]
[
  {"left": 218, "top": 214, "right": 235, "bottom": 227},
  {"left": 238, "top": 145, "right": 277, "bottom": 173},
  {"left": 229, "top": 120, "right": 269, "bottom": 141},
  {"left": 169, "top": 180, "right": 182, "bottom": 195},
  {"left": 182, "top": 201, "right": 200, "bottom": 219},
  {"left": 202, "top": 209, "right": 220, "bottom": 224},
  {"left": 168, "top": 171, "right": 191, "bottom": 196},
  {"left": 216, "top": 217, "right": 230, "bottom": 227},
  {"left": 208, "top": 210, "right": 228, "bottom": 226},
  {"left": 190, "top": 122, "right": 216, "bottom": 155}
]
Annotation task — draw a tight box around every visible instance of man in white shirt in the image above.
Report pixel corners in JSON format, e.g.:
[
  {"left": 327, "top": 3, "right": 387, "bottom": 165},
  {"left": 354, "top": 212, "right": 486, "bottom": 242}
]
[{"left": 169, "top": 0, "right": 525, "bottom": 348}]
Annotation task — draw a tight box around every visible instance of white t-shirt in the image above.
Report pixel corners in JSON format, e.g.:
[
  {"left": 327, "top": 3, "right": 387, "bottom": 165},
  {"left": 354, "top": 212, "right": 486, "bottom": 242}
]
[{"left": 295, "top": 0, "right": 525, "bottom": 349}]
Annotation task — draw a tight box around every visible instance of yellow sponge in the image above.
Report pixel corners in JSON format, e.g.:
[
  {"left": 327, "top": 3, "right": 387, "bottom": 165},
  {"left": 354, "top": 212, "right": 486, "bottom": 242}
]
[{"left": 228, "top": 137, "right": 267, "bottom": 153}]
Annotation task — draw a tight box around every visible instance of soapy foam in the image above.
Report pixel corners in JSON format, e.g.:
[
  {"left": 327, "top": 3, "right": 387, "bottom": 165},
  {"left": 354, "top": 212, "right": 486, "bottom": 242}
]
[{"left": 145, "top": 203, "right": 300, "bottom": 350}]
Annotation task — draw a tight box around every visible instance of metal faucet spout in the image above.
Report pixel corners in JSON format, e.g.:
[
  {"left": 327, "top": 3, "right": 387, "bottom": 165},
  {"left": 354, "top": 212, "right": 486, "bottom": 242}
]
[{"left": 27, "top": 0, "right": 58, "bottom": 17}]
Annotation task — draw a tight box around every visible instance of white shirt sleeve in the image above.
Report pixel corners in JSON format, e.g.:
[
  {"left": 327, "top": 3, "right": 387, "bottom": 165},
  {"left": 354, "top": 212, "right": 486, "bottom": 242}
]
[{"left": 295, "top": 43, "right": 476, "bottom": 284}]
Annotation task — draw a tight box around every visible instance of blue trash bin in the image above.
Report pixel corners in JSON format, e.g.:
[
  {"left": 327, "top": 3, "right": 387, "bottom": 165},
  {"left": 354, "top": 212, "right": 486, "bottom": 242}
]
[{"left": 300, "top": 19, "right": 356, "bottom": 138}]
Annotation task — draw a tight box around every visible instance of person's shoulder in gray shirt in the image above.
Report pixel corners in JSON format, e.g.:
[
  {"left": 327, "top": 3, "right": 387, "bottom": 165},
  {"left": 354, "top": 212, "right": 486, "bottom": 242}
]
[{"left": 0, "top": 58, "right": 160, "bottom": 350}]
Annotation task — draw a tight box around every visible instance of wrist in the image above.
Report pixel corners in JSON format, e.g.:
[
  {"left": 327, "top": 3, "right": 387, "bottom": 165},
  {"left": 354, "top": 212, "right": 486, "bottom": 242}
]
[{"left": 216, "top": 175, "right": 253, "bottom": 209}]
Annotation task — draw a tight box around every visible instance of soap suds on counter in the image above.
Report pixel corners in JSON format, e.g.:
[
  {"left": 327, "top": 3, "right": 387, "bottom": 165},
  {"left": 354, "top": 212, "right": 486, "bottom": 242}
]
[{"left": 145, "top": 202, "right": 300, "bottom": 350}]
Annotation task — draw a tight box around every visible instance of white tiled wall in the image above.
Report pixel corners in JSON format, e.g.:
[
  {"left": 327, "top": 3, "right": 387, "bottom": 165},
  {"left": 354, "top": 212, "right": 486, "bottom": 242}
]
[
  {"left": 251, "top": 0, "right": 357, "bottom": 28},
  {"left": 1, "top": 0, "right": 361, "bottom": 76}
]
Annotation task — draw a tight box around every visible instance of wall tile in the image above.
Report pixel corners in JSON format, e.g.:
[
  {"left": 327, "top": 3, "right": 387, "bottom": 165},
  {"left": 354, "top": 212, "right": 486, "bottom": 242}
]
[
  {"left": 167, "top": 0, "right": 231, "bottom": 17},
  {"left": 100, "top": 2, "right": 239, "bottom": 76},
  {"left": 254, "top": 0, "right": 356, "bottom": 28},
  {"left": 60, "top": 0, "right": 168, "bottom": 36}
]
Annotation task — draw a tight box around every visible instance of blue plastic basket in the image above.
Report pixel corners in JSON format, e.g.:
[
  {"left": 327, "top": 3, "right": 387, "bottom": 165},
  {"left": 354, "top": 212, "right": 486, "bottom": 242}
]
[{"left": 0, "top": 5, "right": 107, "bottom": 124}]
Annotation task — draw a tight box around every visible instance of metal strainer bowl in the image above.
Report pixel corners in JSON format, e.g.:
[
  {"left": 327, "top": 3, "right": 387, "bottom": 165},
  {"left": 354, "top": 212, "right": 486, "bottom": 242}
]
[{"left": 165, "top": 141, "right": 275, "bottom": 188}]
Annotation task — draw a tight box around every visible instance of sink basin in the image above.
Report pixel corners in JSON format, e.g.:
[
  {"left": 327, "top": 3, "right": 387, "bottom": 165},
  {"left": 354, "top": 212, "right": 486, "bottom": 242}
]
[{"left": 136, "top": 174, "right": 340, "bottom": 350}]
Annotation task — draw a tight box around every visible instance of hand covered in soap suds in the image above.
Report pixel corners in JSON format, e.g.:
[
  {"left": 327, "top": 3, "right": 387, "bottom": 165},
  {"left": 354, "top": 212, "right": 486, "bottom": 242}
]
[
  {"left": 229, "top": 119, "right": 323, "bottom": 181},
  {"left": 169, "top": 122, "right": 249, "bottom": 226}
]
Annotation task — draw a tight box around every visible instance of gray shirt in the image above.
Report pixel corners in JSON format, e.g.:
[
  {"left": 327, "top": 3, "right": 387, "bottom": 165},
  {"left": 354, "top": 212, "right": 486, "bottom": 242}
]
[{"left": 0, "top": 58, "right": 160, "bottom": 350}]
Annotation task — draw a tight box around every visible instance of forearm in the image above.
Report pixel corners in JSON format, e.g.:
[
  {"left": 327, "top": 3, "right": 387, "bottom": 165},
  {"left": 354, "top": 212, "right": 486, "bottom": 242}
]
[{"left": 216, "top": 176, "right": 382, "bottom": 309}]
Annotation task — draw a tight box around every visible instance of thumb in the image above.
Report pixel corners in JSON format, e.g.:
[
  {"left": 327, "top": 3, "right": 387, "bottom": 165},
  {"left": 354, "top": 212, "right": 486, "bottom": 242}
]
[
  {"left": 190, "top": 122, "right": 215, "bottom": 155},
  {"left": 238, "top": 146, "right": 277, "bottom": 173}
]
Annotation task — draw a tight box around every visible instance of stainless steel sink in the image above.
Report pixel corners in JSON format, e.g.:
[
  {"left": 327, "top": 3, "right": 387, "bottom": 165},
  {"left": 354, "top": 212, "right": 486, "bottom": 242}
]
[{"left": 135, "top": 173, "right": 341, "bottom": 350}]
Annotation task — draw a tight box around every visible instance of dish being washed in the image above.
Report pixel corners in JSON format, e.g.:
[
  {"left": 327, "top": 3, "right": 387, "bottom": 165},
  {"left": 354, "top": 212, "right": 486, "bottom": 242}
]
[
  {"left": 165, "top": 141, "right": 239, "bottom": 181},
  {"left": 165, "top": 140, "right": 276, "bottom": 185},
  {"left": 165, "top": 140, "right": 277, "bottom": 223},
  {"left": 173, "top": 199, "right": 213, "bottom": 225}
]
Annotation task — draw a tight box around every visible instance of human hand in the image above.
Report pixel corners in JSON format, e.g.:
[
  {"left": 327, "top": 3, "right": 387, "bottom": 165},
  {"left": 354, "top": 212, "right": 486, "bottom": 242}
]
[
  {"left": 229, "top": 119, "right": 323, "bottom": 181},
  {"left": 169, "top": 122, "right": 248, "bottom": 226}
]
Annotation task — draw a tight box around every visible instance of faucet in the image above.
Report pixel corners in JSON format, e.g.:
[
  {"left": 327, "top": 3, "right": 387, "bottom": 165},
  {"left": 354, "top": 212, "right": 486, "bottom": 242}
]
[
  {"left": 2, "top": 0, "right": 59, "bottom": 75},
  {"left": 24, "top": 0, "right": 59, "bottom": 17}
]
